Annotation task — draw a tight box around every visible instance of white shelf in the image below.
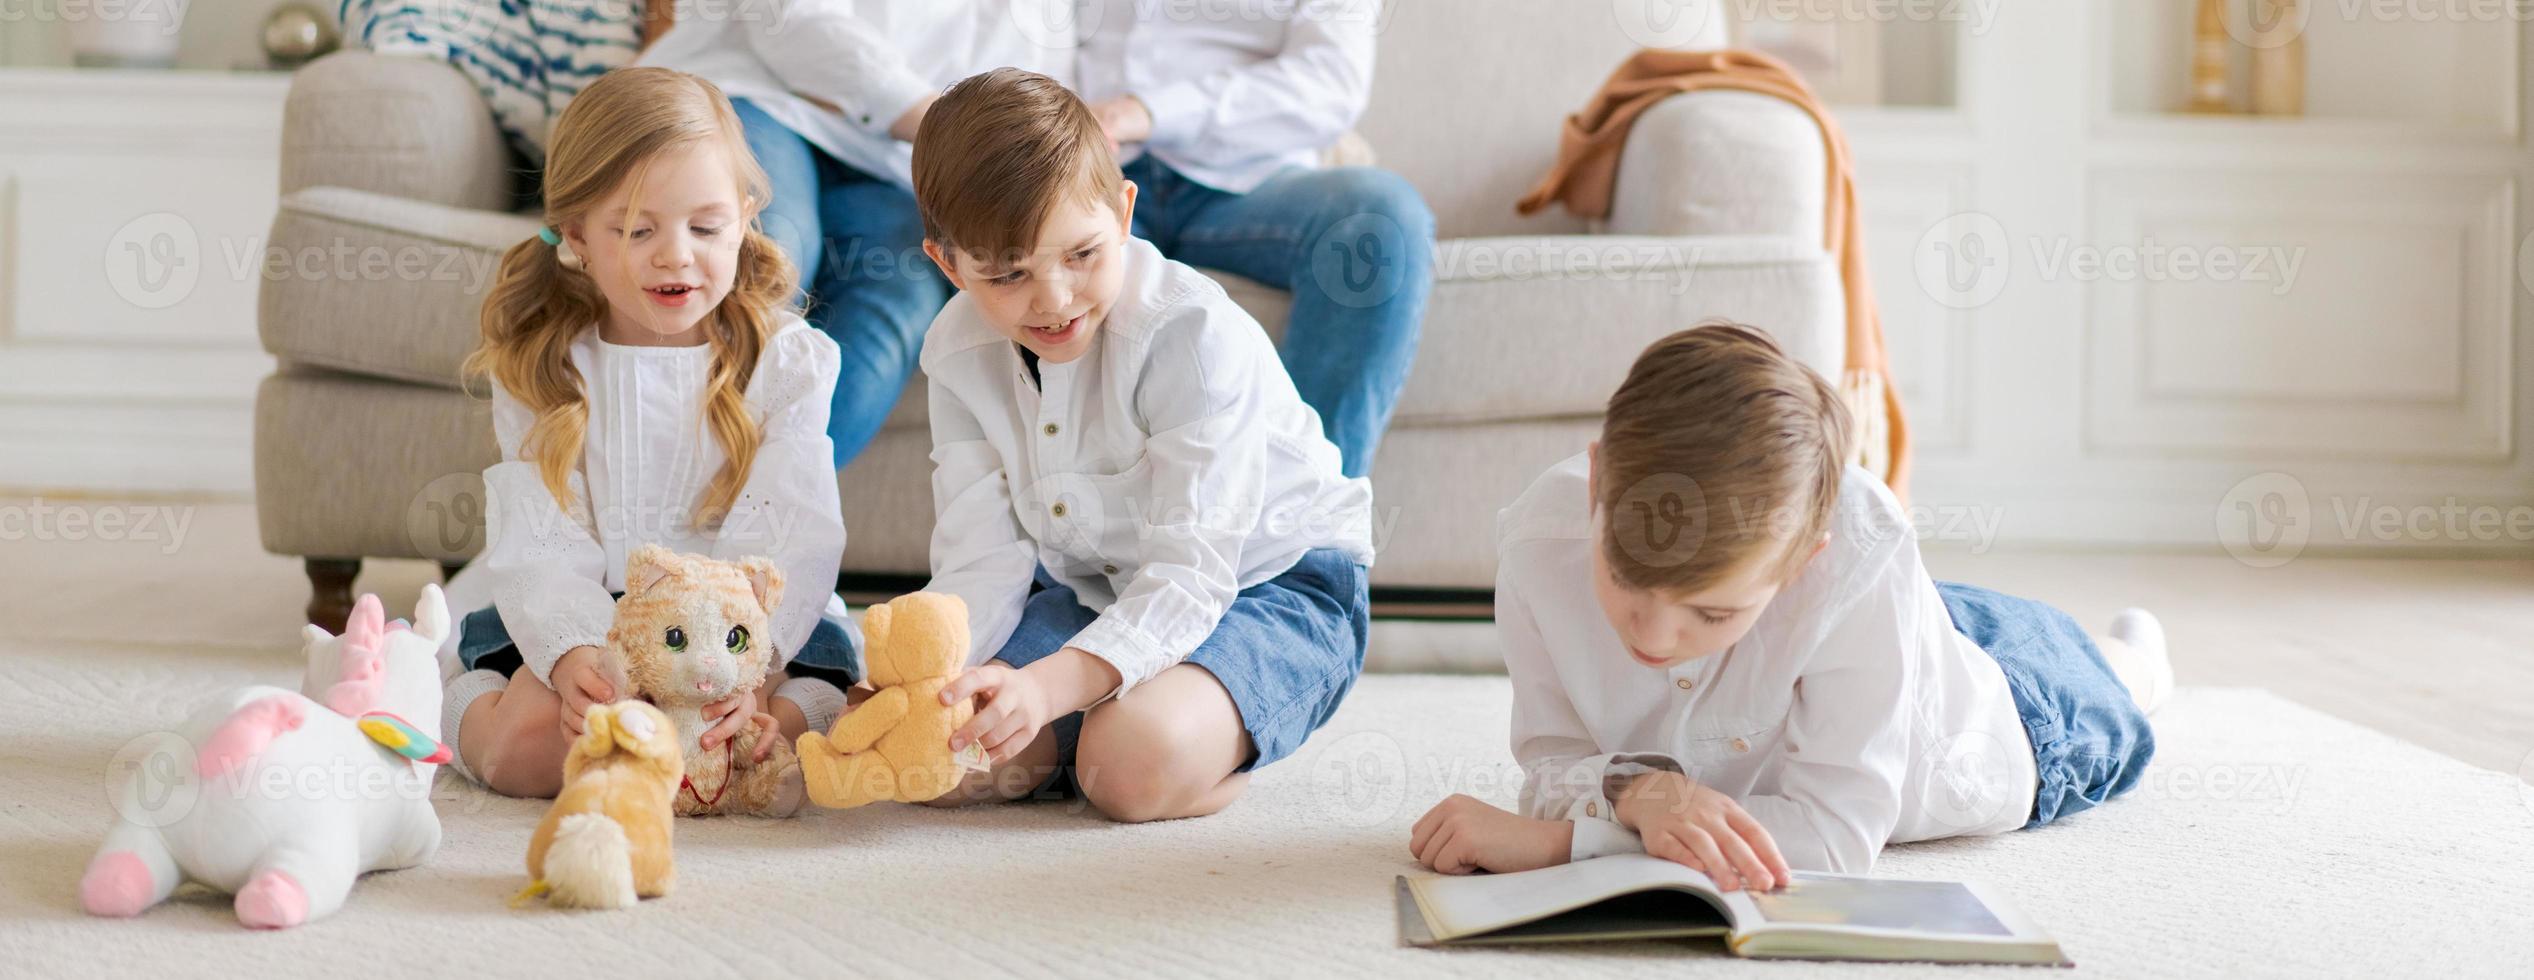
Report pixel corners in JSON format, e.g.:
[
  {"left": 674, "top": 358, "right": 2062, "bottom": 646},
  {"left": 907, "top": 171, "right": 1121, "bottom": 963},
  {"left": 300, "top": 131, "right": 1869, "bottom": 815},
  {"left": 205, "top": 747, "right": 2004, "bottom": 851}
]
[{"left": 2099, "top": 1, "right": 2519, "bottom": 140}]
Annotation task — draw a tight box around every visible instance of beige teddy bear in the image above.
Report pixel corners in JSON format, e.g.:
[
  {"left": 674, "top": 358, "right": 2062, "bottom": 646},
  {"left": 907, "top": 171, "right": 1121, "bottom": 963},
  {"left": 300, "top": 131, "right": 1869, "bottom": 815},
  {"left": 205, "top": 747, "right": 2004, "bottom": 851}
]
[
  {"left": 608, "top": 545, "right": 804, "bottom": 818},
  {"left": 796, "top": 592, "right": 974, "bottom": 809}
]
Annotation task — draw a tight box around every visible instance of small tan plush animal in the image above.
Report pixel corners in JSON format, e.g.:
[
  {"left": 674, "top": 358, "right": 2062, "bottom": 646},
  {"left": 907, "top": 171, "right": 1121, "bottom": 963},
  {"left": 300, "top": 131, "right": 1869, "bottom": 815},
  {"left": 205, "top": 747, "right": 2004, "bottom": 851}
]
[
  {"left": 608, "top": 545, "right": 805, "bottom": 818},
  {"left": 519, "top": 700, "right": 680, "bottom": 910},
  {"left": 797, "top": 592, "right": 974, "bottom": 809}
]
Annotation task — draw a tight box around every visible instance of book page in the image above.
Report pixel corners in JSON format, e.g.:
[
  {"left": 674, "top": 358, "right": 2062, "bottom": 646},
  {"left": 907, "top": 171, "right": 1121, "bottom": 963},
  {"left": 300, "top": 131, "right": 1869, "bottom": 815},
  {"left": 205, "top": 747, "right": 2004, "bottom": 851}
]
[
  {"left": 1409, "top": 854, "right": 1731, "bottom": 939},
  {"left": 1740, "top": 872, "right": 2015, "bottom": 939}
]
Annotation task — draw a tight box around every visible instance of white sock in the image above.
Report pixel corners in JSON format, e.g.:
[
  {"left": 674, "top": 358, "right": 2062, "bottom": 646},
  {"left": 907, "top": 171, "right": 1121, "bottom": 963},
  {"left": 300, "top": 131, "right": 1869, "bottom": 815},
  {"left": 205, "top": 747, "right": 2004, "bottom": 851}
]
[
  {"left": 2100, "top": 608, "right": 2174, "bottom": 716},
  {"left": 440, "top": 668, "right": 508, "bottom": 784},
  {"left": 776, "top": 676, "right": 849, "bottom": 738}
]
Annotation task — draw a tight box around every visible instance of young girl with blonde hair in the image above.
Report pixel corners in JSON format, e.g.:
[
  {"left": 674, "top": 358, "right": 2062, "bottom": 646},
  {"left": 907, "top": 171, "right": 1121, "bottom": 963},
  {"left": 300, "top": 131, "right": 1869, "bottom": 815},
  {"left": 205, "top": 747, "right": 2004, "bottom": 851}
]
[{"left": 441, "top": 67, "right": 857, "bottom": 801}]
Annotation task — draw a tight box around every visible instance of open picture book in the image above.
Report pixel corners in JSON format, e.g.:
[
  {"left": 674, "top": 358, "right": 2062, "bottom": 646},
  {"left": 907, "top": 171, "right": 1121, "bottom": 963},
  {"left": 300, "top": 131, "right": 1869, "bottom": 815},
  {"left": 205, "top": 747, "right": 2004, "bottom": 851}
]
[{"left": 1396, "top": 854, "right": 2070, "bottom": 966}]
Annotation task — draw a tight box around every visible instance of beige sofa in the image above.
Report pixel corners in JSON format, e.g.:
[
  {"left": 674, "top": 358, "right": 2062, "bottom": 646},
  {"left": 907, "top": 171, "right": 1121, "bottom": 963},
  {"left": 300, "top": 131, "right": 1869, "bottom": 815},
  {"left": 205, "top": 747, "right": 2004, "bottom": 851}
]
[{"left": 255, "top": 0, "right": 1843, "bottom": 629}]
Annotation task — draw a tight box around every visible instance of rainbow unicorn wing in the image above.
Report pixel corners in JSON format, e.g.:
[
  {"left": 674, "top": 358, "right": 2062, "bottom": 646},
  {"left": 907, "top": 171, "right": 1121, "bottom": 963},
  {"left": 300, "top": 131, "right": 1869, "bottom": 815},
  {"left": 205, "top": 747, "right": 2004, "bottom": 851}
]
[{"left": 357, "top": 711, "right": 452, "bottom": 765}]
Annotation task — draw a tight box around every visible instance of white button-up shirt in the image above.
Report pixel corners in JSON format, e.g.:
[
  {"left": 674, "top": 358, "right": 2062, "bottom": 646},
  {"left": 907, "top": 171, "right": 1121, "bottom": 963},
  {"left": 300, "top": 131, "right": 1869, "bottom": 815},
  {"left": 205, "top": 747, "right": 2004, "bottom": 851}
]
[
  {"left": 1074, "top": 0, "right": 1380, "bottom": 192},
  {"left": 479, "top": 315, "right": 852, "bottom": 684},
  {"left": 638, "top": 0, "right": 1075, "bottom": 188},
  {"left": 1497, "top": 452, "right": 2036, "bottom": 874},
  {"left": 920, "top": 237, "right": 1375, "bottom": 693}
]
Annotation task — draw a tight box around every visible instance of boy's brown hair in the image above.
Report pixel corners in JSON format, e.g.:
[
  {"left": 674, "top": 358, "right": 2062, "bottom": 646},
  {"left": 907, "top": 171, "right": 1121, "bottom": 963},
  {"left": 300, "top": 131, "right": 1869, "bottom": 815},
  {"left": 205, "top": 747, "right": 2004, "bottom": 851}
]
[
  {"left": 1597, "top": 323, "right": 1856, "bottom": 594},
  {"left": 911, "top": 68, "right": 1126, "bottom": 264}
]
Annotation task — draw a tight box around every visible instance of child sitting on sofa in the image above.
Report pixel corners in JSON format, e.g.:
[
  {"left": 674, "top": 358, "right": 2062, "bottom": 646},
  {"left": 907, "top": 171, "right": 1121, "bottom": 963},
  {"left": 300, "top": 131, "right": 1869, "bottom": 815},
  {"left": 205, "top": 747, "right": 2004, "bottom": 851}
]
[
  {"left": 899, "top": 68, "right": 1377, "bottom": 822},
  {"left": 440, "top": 67, "right": 859, "bottom": 798},
  {"left": 1410, "top": 324, "right": 2171, "bottom": 886}
]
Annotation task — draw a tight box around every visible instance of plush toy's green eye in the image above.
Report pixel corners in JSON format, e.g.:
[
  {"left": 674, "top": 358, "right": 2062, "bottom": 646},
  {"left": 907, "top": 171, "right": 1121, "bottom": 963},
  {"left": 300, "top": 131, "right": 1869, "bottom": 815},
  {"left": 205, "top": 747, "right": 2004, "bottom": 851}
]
[
  {"left": 664, "top": 627, "right": 686, "bottom": 652},
  {"left": 726, "top": 626, "right": 748, "bottom": 652}
]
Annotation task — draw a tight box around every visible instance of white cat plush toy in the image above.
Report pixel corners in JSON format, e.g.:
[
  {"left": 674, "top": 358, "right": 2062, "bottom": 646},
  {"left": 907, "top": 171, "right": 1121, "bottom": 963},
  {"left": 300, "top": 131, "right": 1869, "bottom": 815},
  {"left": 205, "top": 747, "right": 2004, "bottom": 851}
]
[{"left": 81, "top": 587, "right": 449, "bottom": 929}]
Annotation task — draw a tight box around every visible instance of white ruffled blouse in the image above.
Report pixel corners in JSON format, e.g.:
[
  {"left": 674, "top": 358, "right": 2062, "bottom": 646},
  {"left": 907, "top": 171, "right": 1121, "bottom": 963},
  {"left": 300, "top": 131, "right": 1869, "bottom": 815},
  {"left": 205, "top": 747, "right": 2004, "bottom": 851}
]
[{"left": 478, "top": 314, "right": 850, "bottom": 684}]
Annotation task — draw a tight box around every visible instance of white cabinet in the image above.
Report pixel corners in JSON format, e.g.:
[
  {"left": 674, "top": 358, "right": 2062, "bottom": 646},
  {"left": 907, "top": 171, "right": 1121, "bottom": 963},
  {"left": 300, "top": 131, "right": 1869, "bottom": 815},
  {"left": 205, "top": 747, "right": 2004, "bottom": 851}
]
[
  {"left": 1844, "top": 5, "right": 2532, "bottom": 553},
  {"left": 0, "top": 69, "right": 286, "bottom": 493}
]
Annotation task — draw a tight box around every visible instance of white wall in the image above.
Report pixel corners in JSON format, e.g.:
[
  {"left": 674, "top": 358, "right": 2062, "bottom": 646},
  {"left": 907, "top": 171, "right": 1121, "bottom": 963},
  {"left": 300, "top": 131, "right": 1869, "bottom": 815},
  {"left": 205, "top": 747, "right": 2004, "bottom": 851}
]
[
  {"left": 3, "top": 4, "right": 2529, "bottom": 559},
  {"left": 1852, "top": 4, "right": 2531, "bottom": 556}
]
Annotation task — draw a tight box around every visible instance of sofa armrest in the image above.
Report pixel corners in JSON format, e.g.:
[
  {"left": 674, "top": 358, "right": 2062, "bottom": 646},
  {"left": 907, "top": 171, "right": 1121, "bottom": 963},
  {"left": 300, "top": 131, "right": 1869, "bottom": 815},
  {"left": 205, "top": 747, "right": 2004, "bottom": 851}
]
[
  {"left": 280, "top": 51, "right": 516, "bottom": 212},
  {"left": 1604, "top": 89, "right": 1830, "bottom": 243}
]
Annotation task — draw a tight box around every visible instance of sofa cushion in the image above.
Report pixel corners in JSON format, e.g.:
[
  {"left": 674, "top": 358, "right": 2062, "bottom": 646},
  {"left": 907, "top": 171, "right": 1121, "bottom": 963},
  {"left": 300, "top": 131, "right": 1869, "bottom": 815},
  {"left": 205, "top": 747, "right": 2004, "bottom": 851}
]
[
  {"left": 266, "top": 189, "right": 1840, "bottom": 435},
  {"left": 259, "top": 187, "right": 538, "bottom": 390},
  {"left": 254, "top": 361, "right": 1590, "bottom": 589}
]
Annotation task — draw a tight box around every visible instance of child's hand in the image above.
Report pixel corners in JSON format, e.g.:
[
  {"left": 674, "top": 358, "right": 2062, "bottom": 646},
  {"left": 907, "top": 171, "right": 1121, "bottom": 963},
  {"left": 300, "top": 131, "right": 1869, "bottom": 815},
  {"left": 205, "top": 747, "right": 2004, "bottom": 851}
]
[
  {"left": 1615, "top": 771, "right": 1792, "bottom": 892},
  {"left": 1409, "top": 794, "right": 1573, "bottom": 875},
  {"left": 552, "top": 645, "right": 615, "bottom": 740},
  {"left": 699, "top": 687, "right": 762, "bottom": 757},
  {"left": 941, "top": 663, "right": 1057, "bottom": 766}
]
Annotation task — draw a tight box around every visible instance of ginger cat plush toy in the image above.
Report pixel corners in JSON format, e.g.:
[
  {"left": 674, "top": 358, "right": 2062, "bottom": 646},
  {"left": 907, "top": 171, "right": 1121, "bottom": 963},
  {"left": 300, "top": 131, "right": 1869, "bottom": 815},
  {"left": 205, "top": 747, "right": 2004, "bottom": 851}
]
[
  {"left": 797, "top": 592, "right": 974, "bottom": 809},
  {"left": 609, "top": 545, "right": 804, "bottom": 818},
  {"left": 519, "top": 700, "right": 680, "bottom": 910}
]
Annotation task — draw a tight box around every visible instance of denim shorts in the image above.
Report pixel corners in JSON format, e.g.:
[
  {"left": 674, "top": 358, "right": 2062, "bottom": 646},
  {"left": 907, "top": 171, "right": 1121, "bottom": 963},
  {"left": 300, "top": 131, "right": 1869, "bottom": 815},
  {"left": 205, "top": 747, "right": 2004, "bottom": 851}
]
[
  {"left": 1937, "top": 581, "right": 2155, "bottom": 828},
  {"left": 994, "top": 548, "right": 1371, "bottom": 778},
  {"left": 455, "top": 598, "right": 863, "bottom": 690}
]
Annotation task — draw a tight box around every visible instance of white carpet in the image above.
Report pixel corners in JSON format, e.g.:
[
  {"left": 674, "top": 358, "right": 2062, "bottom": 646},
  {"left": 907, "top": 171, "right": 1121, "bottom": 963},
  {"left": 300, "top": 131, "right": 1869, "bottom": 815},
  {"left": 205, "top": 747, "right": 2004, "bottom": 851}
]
[{"left": 5, "top": 643, "right": 2532, "bottom": 978}]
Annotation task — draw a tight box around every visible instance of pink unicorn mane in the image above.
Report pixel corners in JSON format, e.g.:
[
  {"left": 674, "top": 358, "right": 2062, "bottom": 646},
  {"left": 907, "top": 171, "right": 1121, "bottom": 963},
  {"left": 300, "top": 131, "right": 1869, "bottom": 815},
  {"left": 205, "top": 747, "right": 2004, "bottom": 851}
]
[{"left": 325, "top": 594, "right": 388, "bottom": 717}]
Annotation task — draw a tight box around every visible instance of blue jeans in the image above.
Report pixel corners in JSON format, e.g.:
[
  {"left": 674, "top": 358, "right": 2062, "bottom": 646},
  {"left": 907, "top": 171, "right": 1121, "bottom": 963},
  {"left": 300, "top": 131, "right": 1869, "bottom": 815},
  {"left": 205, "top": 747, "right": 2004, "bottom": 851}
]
[
  {"left": 1937, "top": 582, "right": 2155, "bottom": 828},
  {"left": 1124, "top": 157, "right": 1433, "bottom": 478},
  {"left": 993, "top": 549, "right": 1371, "bottom": 775},
  {"left": 731, "top": 99, "right": 947, "bottom": 466}
]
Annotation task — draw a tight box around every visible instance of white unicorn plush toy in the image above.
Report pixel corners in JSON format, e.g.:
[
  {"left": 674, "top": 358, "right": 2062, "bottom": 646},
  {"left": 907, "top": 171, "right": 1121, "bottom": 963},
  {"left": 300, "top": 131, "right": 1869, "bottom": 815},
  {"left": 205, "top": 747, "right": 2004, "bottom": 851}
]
[{"left": 81, "top": 587, "right": 450, "bottom": 928}]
